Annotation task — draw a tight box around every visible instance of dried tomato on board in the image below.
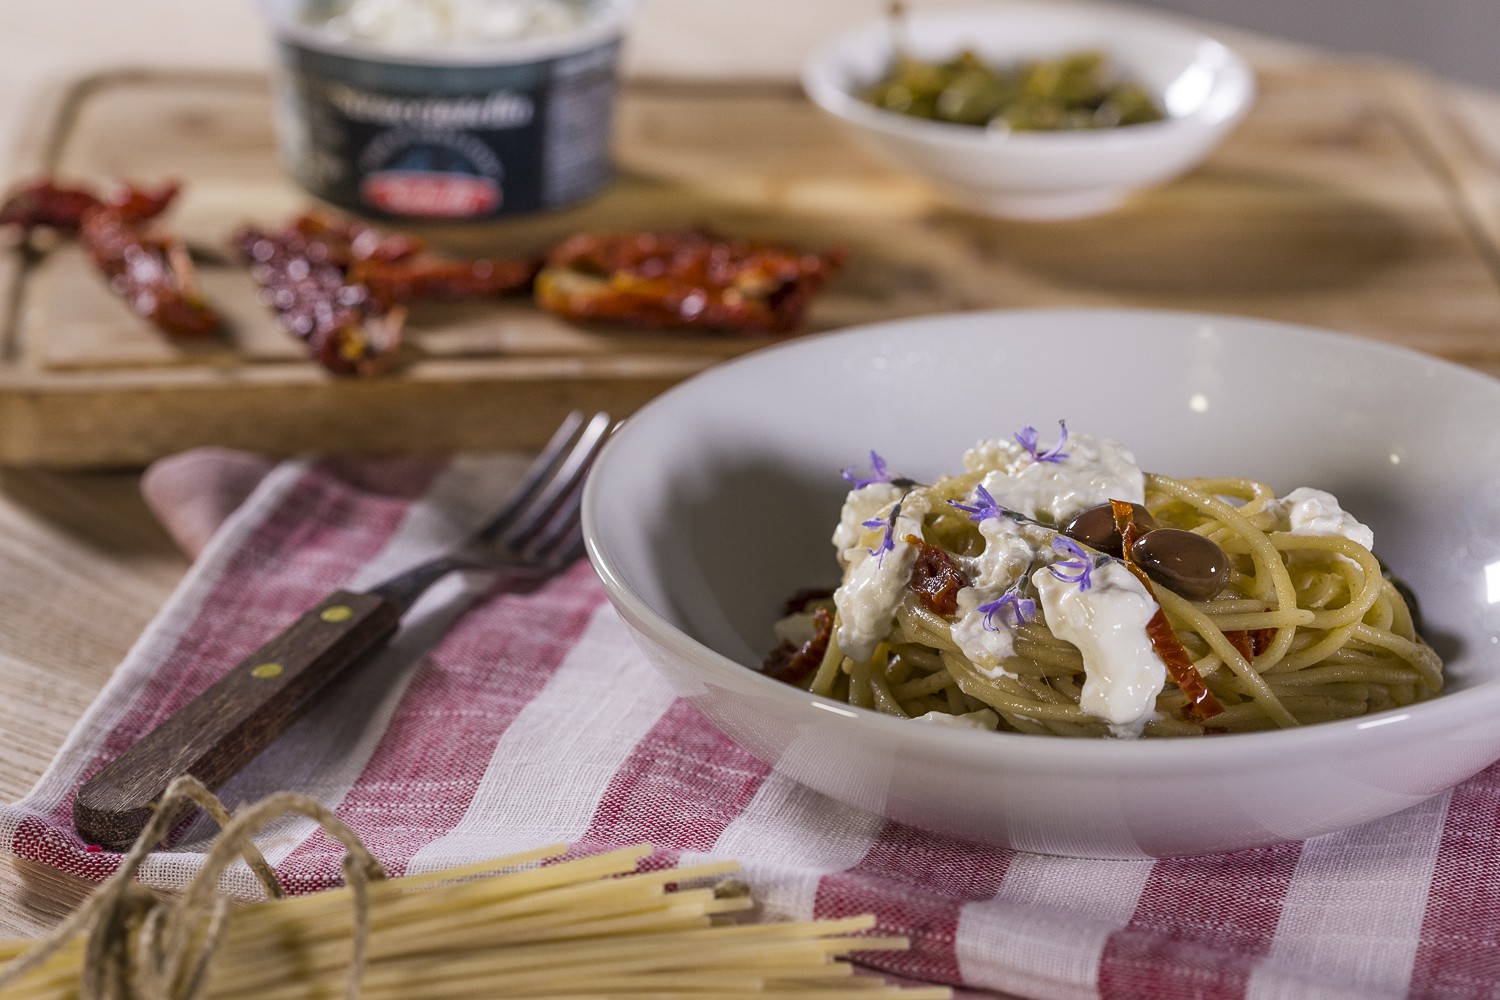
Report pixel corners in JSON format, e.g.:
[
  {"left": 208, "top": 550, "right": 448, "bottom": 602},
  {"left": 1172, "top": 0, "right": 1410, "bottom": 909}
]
[
  {"left": 1110, "top": 499, "right": 1224, "bottom": 724},
  {"left": 234, "top": 211, "right": 538, "bottom": 376},
  {"left": 233, "top": 220, "right": 403, "bottom": 377},
  {"left": 79, "top": 206, "right": 218, "bottom": 338},
  {"left": 290, "top": 210, "right": 424, "bottom": 265},
  {"left": 534, "top": 230, "right": 844, "bottom": 334},
  {"left": 0, "top": 178, "right": 178, "bottom": 235},
  {"left": 0, "top": 176, "right": 209, "bottom": 338},
  {"left": 351, "top": 256, "right": 540, "bottom": 309}
]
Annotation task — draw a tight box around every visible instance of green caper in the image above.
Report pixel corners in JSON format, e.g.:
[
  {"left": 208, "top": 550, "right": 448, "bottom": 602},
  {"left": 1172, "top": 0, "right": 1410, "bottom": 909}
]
[{"left": 860, "top": 47, "right": 1164, "bottom": 132}]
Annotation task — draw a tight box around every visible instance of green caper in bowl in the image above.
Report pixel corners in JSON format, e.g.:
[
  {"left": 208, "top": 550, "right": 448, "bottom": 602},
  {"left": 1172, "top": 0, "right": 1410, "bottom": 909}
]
[{"left": 864, "top": 49, "right": 1165, "bottom": 131}]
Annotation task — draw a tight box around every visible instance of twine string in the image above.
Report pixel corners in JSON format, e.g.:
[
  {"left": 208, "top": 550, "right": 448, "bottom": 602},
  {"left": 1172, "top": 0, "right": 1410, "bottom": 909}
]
[{"left": 0, "top": 776, "right": 385, "bottom": 1000}]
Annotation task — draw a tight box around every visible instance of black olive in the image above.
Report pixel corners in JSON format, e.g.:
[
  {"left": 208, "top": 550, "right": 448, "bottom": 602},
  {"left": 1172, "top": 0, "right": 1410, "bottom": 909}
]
[
  {"left": 1064, "top": 502, "right": 1157, "bottom": 557},
  {"left": 1130, "top": 529, "right": 1230, "bottom": 601}
]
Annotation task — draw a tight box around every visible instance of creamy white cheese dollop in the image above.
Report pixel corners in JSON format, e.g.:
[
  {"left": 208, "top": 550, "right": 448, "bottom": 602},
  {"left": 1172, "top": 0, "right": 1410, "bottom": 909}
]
[
  {"left": 321, "top": 0, "right": 591, "bottom": 49},
  {"left": 1033, "top": 560, "right": 1165, "bottom": 738},
  {"left": 833, "top": 482, "right": 903, "bottom": 561},
  {"left": 963, "top": 431, "right": 1145, "bottom": 526},
  {"left": 951, "top": 587, "right": 1020, "bottom": 676},
  {"left": 832, "top": 490, "right": 932, "bottom": 662},
  {"left": 948, "top": 518, "right": 1048, "bottom": 676},
  {"left": 1263, "top": 487, "right": 1375, "bottom": 550}
]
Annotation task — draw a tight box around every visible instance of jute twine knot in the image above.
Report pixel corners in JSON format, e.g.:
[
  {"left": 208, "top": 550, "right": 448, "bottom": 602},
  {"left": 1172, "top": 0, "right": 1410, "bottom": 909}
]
[{"left": 0, "top": 776, "right": 386, "bottom": 1000}]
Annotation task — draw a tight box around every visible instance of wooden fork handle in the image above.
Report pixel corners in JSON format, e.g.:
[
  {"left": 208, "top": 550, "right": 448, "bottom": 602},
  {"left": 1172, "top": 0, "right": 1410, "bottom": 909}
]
[{"left": 74, "top": 590, "right": 400, "bottom": 850}]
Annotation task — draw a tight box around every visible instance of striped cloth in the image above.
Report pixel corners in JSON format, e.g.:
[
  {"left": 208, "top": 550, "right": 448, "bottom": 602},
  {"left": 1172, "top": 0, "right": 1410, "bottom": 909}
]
[{"left": 4, "top": 450, "right": 1500, "bottom": 1000}]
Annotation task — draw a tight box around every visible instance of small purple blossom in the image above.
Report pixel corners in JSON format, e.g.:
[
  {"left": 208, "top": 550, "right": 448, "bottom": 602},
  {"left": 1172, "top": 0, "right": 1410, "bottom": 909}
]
[
  {"left": 842, "top": 450, "right": 894, "bottom": 489},
  {"left": 979, "top": 586, "right": 1037, "bottom": 630},
  {"left": 1015, "top": 421, "right": 1069, "bottom": 464},
  {"left": 862, "top": 501, "right": 901, "bottom": 566},
  {"left": 949, "top": 484, "right": 1003, "bottom": 523},
  {"left": 1047, "top": 535, "right": 1095, "bottom": 590}
]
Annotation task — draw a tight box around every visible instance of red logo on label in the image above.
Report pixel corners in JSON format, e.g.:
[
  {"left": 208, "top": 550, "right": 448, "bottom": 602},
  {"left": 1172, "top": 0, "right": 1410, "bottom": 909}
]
[{"left": 361, "top": 172, "right": 501, "bottom": 218}]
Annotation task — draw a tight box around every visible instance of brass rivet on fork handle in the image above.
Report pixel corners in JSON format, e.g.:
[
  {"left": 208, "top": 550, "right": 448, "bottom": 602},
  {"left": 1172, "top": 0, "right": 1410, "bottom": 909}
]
[{"left": 73, "top": 411, "right": 615, "bottom": 850}]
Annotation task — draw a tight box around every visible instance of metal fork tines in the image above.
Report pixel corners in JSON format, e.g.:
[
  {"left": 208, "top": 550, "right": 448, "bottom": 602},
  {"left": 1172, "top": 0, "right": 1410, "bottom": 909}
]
[{"left": 370, "top": 410, "right": 613, "bottom": 613}]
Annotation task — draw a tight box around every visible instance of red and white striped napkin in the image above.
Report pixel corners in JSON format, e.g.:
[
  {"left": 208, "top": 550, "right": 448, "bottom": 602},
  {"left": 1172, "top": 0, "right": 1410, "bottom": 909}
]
[{"left": 5, "top": 450, "right": 1500, "bottom": 1000}]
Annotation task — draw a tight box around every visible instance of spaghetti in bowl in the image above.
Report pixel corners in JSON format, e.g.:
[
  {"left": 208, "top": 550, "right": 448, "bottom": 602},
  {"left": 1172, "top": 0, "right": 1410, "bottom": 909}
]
[
  {"left": 767, "top": 427, "right": 1440, "bottom": 740},
  {"left": 582, "top": 309, "right": 1500, "bottom": 857}
]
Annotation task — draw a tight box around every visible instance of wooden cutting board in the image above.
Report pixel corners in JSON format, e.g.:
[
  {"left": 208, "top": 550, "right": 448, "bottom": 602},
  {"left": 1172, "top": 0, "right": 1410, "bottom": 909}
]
[{"left": 3, "top": 64, "right": 1499, "bottom": 468}]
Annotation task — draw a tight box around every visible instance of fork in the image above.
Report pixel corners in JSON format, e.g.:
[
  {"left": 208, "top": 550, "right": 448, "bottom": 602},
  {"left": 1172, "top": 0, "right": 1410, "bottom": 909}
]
[{"left": 74, "top": 411, "right": 614, "bottom": 850}]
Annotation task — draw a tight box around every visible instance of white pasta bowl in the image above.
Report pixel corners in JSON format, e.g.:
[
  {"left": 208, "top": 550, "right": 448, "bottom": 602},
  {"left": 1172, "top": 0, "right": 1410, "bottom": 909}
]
[
  {"left": 801, "top": 2, "right": 1254, "bottom": 220},
  {"left": 582, "top": 309, "right": 1500, "bottom": 858}
]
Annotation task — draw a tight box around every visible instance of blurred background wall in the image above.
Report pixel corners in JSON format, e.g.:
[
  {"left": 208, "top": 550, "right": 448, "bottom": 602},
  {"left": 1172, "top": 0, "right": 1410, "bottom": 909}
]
[{"left": 1138, "top": 0, "right": 1500, "bottom": 90}]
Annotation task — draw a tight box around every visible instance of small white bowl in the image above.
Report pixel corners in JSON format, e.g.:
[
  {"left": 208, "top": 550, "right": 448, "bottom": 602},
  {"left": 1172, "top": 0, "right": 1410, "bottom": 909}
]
[
  {"left": 801, "top": 2, "right": 1255, "bottom": 220},
  {"left": 583, "top": 309, "right": 1500, "bottom": 858}
]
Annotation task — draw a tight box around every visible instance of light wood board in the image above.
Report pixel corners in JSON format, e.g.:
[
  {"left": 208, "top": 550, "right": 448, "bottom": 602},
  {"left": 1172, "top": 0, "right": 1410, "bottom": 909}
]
[{"left": 3, "top": 65, "right": 1500, "bottom": 468}]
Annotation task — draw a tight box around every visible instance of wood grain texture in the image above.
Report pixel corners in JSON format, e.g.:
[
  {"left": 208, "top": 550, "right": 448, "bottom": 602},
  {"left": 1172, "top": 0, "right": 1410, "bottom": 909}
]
[
  {"left": 0, "top": 467, "right": 187, "bottom": 935},
  {"left": 4, "top": 63, "right": 1500, "bottom": 467},
  {"left": 73, "top": 589, "right": 401, "bottom": 850}
]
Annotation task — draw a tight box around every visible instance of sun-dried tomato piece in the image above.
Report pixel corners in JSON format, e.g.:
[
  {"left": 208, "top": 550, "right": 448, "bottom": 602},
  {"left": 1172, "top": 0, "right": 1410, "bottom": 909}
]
[
  {"left": 1225, "top": 626, "right": 1276, "bottom": 662},
  {"left": 353, "top": 256, "right": 540, "bottom": 309},
  {"left": 534, "top": 230, "right": 844, "bottom": 334},
  {"left": 80, "top": 208, "right": 218, "bottom": 338},
  {"left": 764, "top": 606, "right": 834, "bottom": 686},
  {"left": 233, "top": 222, "right": 403, "bottom": 377},
  {"left": 292, "top": 211, "right": 424, "bottom": 265},
  {"left": 0, "top": 178, "right": 178, "bottom": 235},
  {"left": 102, "top": 181, "right": 181, "bottom": 225},
  {"left": 905, "top": 536, "right": 969, "bottom": 616},
  {"left": 235, "top": 211, "right": 536, "bottom": 376},
  {"left": 1111, "top": 499, "right": 1223, "bottom": 723}
]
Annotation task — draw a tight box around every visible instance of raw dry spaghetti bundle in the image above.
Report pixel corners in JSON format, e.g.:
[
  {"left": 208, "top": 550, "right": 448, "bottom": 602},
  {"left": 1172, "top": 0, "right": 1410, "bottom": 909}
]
[
  {"left": 768, "top": 426, "right": 1441, "bottom": 738},
  {"left": 0, "top": 777, "right": 948, "bottom": 999}
]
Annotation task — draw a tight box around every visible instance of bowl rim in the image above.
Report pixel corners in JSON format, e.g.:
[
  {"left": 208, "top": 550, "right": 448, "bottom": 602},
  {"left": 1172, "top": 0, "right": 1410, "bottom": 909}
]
[
  {"left": 800, "top": 1, "right": 1256, "bottom": 151},
  {"left": 583, "top": 306, "right": 1500, "bottom": 771}
]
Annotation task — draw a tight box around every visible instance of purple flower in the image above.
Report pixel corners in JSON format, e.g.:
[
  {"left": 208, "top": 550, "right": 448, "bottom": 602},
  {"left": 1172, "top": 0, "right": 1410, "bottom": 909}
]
[
  {"left": 979, "top": 585, "right": 1037, "bottom": 630},
  {"left": 862, "top": 501, "right": 901, "bottom": 566},
  {"left": 949, "top": 484, "right": 1003, "bottom": 523},
  {"left": 1047, "top": 535, "right": 1095, "bottom": 590},
  {"left": 1015, "top": 421, "right": 1069, "bottom": 464},
  {"left": 842, "top": 450, "right": 894, "bottom": 489}
]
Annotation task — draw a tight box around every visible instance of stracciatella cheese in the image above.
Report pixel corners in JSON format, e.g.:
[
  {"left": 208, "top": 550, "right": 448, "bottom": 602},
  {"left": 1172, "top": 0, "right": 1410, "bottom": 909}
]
[
  {"left": 946, "top": 432, "right": 1146, "bottom": 684},
  {"left": 1264, "top": 487, "right": 1375, "bottom": 549},
  {"left": 833, "top": 489, "right": 934, "bottom": 662},
  {"left": 962, "top": 432, "right": 1144, "bottom": 525},
  {"left": 1033, "top": 561, "right": 1164, "bottom": 738},
  {"left": 832, "top": 430, "right": 1168, "bottom": 733},
  {"left": 321, "top": 0, "right": 591, "bottom": 49}
]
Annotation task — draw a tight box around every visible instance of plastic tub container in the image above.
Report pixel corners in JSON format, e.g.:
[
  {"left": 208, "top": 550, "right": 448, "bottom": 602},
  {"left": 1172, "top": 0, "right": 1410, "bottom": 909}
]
[{"left": 260, "top": 0, "right": 630, "bottom": 220}]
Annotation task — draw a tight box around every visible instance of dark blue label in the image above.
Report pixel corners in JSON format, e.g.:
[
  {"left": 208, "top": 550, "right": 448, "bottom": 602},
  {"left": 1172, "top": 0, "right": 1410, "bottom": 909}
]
[{"left": 273, "top": 37, "right": 619, "bottom": 219}]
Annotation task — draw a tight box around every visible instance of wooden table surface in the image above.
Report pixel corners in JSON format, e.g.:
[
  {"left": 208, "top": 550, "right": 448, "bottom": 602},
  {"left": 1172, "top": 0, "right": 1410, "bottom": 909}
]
[{"left": 5, "top": 0, "right": 1500, "bottom": 948}]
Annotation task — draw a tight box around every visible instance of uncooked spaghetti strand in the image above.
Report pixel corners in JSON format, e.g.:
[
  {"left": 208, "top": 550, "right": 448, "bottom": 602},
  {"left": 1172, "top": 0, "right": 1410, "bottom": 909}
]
[{"left": 230, "top": 845, "right": 659, "bottom": 947}]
